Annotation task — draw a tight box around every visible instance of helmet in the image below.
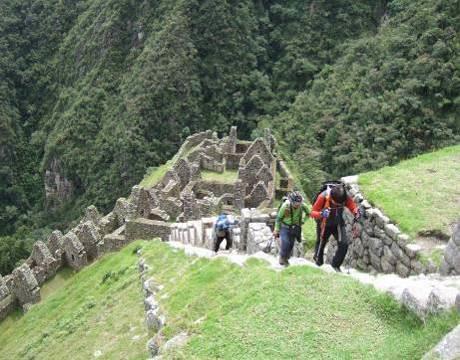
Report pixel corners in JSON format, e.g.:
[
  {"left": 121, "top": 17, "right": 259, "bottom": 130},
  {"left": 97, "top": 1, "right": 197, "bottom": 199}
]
[{"left": 288, "top": 191, "right": 303, "bottom": 204}]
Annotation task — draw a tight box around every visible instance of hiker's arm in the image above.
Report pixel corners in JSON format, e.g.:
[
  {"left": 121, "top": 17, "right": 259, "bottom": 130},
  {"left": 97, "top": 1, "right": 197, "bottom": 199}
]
[
  {"left": 275, "top": 203, "right": 286, "bottom": 232},
  {"left": 310, "top": 195, "right": 325, "bottom": 219},
  {"left": 345, "top": 196, "right": 358, "bottom": 216}
]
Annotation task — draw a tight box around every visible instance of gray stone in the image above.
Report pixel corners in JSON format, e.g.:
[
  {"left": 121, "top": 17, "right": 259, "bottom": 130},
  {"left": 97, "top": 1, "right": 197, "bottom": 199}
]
[
  {"left": 143, "top": 278, "right": 160, "bottom": 296},
  {"left": 144, "top": 295, "right": 159, "bottom": 311},
  {"left": 405, "top": 243, "right": 421, "bottom": 259},
  {"left": 381, "top": 235, "right": 393, "bottom": 246},
  {"left": 12, "top": 264, "right": 40, "bottom": 307},
  {"left": 427, "top": 288, "right": 459, "bottom": 314},
  {"left": 147, "top": 337, "right": 160, "bottom": 357},
  {"left": 444, "top": 241, "right": 460, "bottom": 274},
  {"left": 125, "top": 218, "right": 171, "bottom": 242},
  {"left": 47, "top": 230, "right": 64, "bottom": 257},
  {"left": 370, "top": 252, "right": 382, "bottom": 271},
  {"left": 452, "top": 223, "right": 460, "bottom": 247},
  {"left": 384, "top": 224, "right": 401, "bottom": 241},
  {"left": 368, "top": 237, "right": 383, "bottom": 257},
  {"left": 375, "top": 213, "right": 390, "bottom": 228},
  {"left": 82, "top": 205, "right": 101, "bottom": 225},
  {"left": 396, "top": 262, "right": 410, "bottom": 278},
  {"left": 410, "top": 259, "right": 425, "bottom": 275},
  {"left": 383, "top": 245, "right": 397, "bottom": 266},
  {"left": 98, "top": 211, "right": 118, "bottom": 236},
  {"left": 75, "top": 221, "right": 100, "bottom": 261},
  {"left": 391, "top": 242, "right": 411, "bottom": 267},
  {"left": 146, "top": 310, "right": 163, "bottom": 332},
  {"left": 62, "top": 231, "right": 88, "bottom": 271},
  {"left": 401, "top": 287, "right": 429, "bottom": 318},
  {"left": 423, "top": 325, "right": 460, "bottom": 360},
  {"left": 162, "top": 332, "right": 188, "bottom": 354},
  {"left": 380, "top": 258, "right": 395, "bottom": 274},
  {"left": 397, "top": 233, "right": 410, "bottom": 247}
]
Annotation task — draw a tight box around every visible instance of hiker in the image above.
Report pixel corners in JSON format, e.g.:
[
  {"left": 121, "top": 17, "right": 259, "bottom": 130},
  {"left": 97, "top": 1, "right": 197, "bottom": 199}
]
[
  {"left": 274, "top": 191, "right": 310, "bottom": 266},
  {"left": 213, "top": 213, "right": 238, "bottom": 253},
  {"left": 310, "top": 183, "right": 360, "bottom": 272}
]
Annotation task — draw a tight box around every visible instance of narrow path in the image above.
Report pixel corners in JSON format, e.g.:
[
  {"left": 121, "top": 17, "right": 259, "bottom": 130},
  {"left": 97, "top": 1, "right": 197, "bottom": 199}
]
[{"left": 167, "top": 241, "right": 460, "bottom": 318}]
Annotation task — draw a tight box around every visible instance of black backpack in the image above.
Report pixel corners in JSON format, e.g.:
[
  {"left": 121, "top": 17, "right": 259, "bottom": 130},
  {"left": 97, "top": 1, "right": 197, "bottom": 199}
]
[{"left": 311, "top": 180, "right": 344, "bottom": 204}]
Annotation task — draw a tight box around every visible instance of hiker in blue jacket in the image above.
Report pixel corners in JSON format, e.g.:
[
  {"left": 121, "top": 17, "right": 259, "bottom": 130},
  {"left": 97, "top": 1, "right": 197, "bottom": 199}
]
[{"left": 213, "top": 213, "right": 238, "bottom": 253}]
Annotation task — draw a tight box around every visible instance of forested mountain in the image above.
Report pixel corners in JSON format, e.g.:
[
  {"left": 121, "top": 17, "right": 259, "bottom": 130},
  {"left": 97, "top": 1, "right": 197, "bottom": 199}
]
[{"left": 0, "top": 0, "right": 458, "bottom": 274}]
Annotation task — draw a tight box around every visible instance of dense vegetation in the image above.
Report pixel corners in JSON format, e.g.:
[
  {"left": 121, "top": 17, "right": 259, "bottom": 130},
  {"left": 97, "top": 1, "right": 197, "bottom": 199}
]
[{"left": 1, "top": 0, "right": 458, "bottom": 274}]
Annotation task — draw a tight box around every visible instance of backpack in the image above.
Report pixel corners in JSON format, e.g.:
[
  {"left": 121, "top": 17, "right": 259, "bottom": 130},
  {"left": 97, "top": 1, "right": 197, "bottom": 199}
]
[
  {"left": 311, "top": 180, "right": 344, "bottom": 204},
  {"left": 216, "top": 214, "right": 229, "bottom": 236}
]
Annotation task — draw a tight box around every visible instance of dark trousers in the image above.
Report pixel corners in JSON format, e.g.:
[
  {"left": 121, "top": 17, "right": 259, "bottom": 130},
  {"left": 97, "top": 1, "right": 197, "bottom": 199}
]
[
  {"left": 314, "top": 222, "right": 348, "bottom": 268},
  {"left": 280, "top": 226, "right": 295, "bottom": 259},
  {"left": 214, "top": 231, "right": 232, "bottom": 252}
]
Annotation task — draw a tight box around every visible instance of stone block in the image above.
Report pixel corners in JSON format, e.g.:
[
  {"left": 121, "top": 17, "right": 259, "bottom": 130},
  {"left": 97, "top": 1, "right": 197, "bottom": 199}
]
[
  {"left": 75, "top": 221, "right": 101, "bottom": 261},
  {"left": 422, "top": 324, "right": 460, "bottom": 360},
  {"left": 125, "top": 219, "right": 171, "bottom": 242},
  {"left": 12, "top": 264, "right": 40, "bottom": 307},
  {"left": 380, "top": 258, "right": 395, "bottom": 274},
  {"left": 396, "top": 262, "right": 410, "bottom": 278},
  {"left": 368, "top": 237, "right": 383, "bottom": 257},
  {"left": 384, "top": 223, "right": 401, "bottom": 241},
  {"left": 82, "top": 205, "right": 101, "bottom": 225},
  {"left": 98, "top": 212, "right": 118, "bottom": 236},
  {"left": 47, "top": 230, "right": 64, "bottom": 257},
  {"left": 444, "top": 241, "right": 460, "bottom": 274},
  {"left": 427, "top": 287, "right": 459, "bottom": 314},
  {"left": 383, "top": 245, "right": 397, "bottom": 266},
  {"left": 62, "top": 231, "right": 88, "bottom": 271},
  {"left": 405, "top": 243, "right": 422, "bottom": 259}
]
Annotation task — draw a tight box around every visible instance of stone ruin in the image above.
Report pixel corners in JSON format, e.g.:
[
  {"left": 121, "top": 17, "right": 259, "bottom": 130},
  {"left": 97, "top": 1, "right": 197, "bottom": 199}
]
[{"left": 1, "top": 127, "right": 458, "bottom": 322}]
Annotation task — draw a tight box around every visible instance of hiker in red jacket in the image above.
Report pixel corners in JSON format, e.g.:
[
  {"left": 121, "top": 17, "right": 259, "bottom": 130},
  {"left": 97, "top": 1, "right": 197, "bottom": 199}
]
[{"left": 310, "top": 184, "right": 360, "bottom": 272}]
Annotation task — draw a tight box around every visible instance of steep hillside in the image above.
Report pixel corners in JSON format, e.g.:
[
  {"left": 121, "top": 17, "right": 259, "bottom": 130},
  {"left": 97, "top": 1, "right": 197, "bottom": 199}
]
[
  {"left": 0, "top": 240, "right": 458, "bottom": 359},
  {"left": 0, "top": 242, "right": 146, "bottom": 359}
]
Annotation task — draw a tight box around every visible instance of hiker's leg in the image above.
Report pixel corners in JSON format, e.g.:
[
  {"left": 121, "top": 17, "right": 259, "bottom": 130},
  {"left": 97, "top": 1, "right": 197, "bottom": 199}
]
[
  {"left": 332, "top": 225, "right": 348, "bottom": 268},
  {"left": 214, "top": 236, "right": 224, "bottom": 252},
  {"left": 314, "top": 221, "right": 321, "bottom": 260},
  {"left": 279, "top": 227, "right": 291, "bottom": 261},
  {"left": 317, "top": 226, "right": 332, "bottom": 266},
  {"left": 225, "top": 230, "right": 232, "bottom": 250}
]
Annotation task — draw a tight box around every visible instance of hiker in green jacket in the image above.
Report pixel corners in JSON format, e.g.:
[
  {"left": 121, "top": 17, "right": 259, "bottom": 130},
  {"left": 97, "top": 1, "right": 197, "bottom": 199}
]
[{"left": 274, "top": 191, "right": 311, "bottom": 266}]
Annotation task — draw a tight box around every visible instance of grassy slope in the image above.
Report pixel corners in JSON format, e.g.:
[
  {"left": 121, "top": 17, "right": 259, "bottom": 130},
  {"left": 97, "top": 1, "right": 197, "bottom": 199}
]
[
  {"left": 0, "top": 243, "right": 147, "bottom": 360},
  {"left": 359, "top": 145, "right": 460, "bottom": 238},
  {"left": 201, "top": 170, "right": 239, "bottom": 184},
  {"left": 141, "top": 241, "right": 459, "bottom": 359}
]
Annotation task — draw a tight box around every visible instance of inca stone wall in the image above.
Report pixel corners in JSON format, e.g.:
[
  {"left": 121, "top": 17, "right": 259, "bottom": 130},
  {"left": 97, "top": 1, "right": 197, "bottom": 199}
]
[{"left": 440, "top": 223, "right": 460, "bottom": 276}]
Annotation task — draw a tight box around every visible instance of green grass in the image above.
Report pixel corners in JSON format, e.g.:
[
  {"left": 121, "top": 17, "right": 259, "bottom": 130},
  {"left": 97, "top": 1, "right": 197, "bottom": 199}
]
[
  {"left": 359, "top": 145, "right": 460, "bottom": 239},
  {"left": 140, "top": 241, "right": 459, "bottom": 359},
  {"left": 201, "top": 170, "right": 238, "bottom": 184},
  {"left": 140, "top": 161, "right": 174, "bottom": 188},
  {"left": 0, "top": 243, "right": 147, "bottom": 360}
]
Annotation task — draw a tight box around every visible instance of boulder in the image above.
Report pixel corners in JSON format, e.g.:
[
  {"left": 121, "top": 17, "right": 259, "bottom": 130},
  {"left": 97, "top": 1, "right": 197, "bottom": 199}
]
[
  {"left": 401, "top": 287, "right": 429, "bottom": 319},
  {"left": 427, "top": 287, "right": 459, "bottom": 314},
  {"left": 162, "top": 332, "right": 189, "bottom": 353},
  {"left": 423, "top": 325, "right": 460, "bottom": 360}
]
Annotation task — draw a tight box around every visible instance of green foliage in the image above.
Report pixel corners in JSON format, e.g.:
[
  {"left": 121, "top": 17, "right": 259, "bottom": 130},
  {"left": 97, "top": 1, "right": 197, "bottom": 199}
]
[{"left": 274, "top": 0, "right": 460, "bottom": 197}]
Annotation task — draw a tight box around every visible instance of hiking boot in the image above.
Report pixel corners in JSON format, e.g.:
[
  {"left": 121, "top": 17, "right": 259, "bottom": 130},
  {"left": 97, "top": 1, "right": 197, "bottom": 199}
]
[
  {"left": 279, "top": 256, "right": 289, "bottom": 266},
  {"left": 332, "top": 266, "right": 342, "bottom": 273}
]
